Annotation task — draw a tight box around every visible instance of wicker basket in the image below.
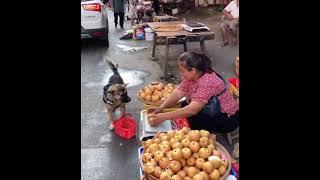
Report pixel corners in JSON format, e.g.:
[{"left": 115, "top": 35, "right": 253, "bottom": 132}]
[
  {"left": 229, "top": 84, "right": 239, "bottom": 98},
  {"left": 137, "top": 92, "right": 163, "bottom": 106},
  {"left": 140, "top": 134, "right": 232, "bottom": 180}
]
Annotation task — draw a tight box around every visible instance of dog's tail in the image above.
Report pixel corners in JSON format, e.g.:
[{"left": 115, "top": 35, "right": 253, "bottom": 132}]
[{"left": 104, "top": 58, "right": 119, "bottom": 74}]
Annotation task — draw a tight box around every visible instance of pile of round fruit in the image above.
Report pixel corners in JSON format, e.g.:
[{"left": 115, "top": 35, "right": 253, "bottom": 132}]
[
  {"left": 138, "top": 82, "right": 175, "bottom": 105},
  {"left": 141, "top": 127, "right": 230, "bottom": 180}
]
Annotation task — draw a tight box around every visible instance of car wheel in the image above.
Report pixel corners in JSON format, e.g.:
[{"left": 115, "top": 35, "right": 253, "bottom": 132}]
[{"left": 99, "top": 36, "right": 109, "bottom": 46}]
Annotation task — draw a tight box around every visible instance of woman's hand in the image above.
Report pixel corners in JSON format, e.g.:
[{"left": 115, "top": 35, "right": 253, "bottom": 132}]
[
  {"left": 148, "top": 113, "right": 166, "bottom": 127},
  {"left": 147, "top": 105, "right": 164, "bottom": 114}
]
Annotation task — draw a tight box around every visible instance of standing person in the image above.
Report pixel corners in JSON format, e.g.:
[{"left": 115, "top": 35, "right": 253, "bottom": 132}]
[
  {"left": 128, "top": 0, "right": 138, "bottom": 27},
  {"left": 112, "top": 0, "right": 126, "bottom": 29},
  {"left": 220, "top": 0, "right": 239, "bottom": 47}
]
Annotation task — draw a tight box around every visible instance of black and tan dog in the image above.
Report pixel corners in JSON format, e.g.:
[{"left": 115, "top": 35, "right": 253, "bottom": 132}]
[{"left": 103, "top": 58, "right": 131, "bottom": 130}]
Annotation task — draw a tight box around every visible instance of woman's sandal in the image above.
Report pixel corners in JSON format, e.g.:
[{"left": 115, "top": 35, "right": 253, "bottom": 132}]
[{"left": 221, "top": 41, "right": 229, "bottom": 47}]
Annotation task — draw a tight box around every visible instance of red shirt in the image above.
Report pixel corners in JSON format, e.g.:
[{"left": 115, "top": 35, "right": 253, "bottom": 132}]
[{"left": 178, "top": 72, "right": 239, "bottom": 115}]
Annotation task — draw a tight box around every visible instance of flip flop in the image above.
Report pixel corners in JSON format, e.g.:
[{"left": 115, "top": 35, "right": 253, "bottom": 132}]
[
  {"left": 230, "top": 41, "right": 238, "bottom": 47},
  {"left": 221, "top": 41, "right": 229, "bottom": 47}
]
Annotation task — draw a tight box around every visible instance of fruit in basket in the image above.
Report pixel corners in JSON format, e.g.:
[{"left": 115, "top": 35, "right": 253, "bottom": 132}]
[
  {"left": 183, "top": 166, "right": 190, "bottom": 173},
  {"left": 140, "top": 92, "right": 146, "bottom": 99},
  {"left": 221, "top": 159, "right": 229, "bottom": 169},
  {"left": 212, "top": 150, "right": 222, "bottom": 159},
  {"left": 139, "top": 83, "right": 176, "bottom": 104},
  {"left": 170, "top": 160, "right": 182, "bottom": 173},
  {"left": 153, "top": 166, "right": 162, "bottom": 178},
  {"left": 187, "top": 167, "right": 199, "bottom": 177},
  {"left": 149, "top": 159, "right": 158, "bottom": 167},
  {"left": 182, "top": 148, "right": 192, "bottom": 159},
  {"left": 160, "top": 144, "right": 171, "bottom": 153},
  {"left": 192, "top": 152, "right": 200, "bottom": 159},
  {"left": 201, "top": 161, "right": 214, "bottom": 174},
  {"left": 189, "top": 130, "right": 201, "bottom": 142},
  {"left": 209, "top": 169, "right": 220, "bottom": 180},
  {"left": 167, "top": 130, "right": 176, "bottom": 139},
  {"left": 181, "top": 127, "right": 191, "bottom": 134},
  {"left": 199, "top": 171, "right": 209, "bottom": 180},
  {"left": 157, "top": 83, "right": 164, "bottom": 90},
  {"left": 142, "top": 153, "right": 153, "bottom": 163},
  {"left": 161, "top": 135, "right": 170, "bottom": 142},
  {"left": 144, "top": 139, "right": 153, "bottom": 149},
  {"left": 177, "top": 170, "right": 187, "bottom": 178},
  {"left": 209, "top": 156, "right": 221, "bottom": 169},
  {"left": 145, "top": 94, "right": 152, "bottom": 101},
  {"left": 199, "top": 148, "right": 210, "bottom": 159},
  {"left": 195, "top": 158, "right": 205, "bottom": 169},
  {"left": 218, "top": 165, "right": 227, "bottom": 176},
  {"left": 200, "top": 130, "right": 210, "bottom": 138},
  {"left": 161, "top": 140, "right": 170, "bottom": 146},
  {"left": 144, "top": 162, "right": 155, "bottom": 174},
  {"left": 171, "top": 175, "right": 183, "bottom": 180},
  {"left": 193, "top": 173, "right": 204, "bottom": 180},
  {"left": 199, "top": 137, "right": 209, "bottom": 148},
  {"left": 172, "top": 142, "right": 183, "bottom": 150},
  {"left": 149, "top": 143, "right": 160, "bottom": 153},
  {"left": 187, "top": 157, "right": 196, "bottom": 166},
  {"left": 154, "top": 151, "right": 164, "bottom": 162},
  {"left": 180, "top": 159, "right": 186, "bottom": 166},
  {"left": 174, "top": 134, "right": 184, "bottom": 142},
  {"left": 159, "top": 157, "right": 170, "bottom": 169},
  {"left": 152, "top": 94, "right": 160, "bottom": 102},
  {"left": 189, "top": 141, "right": 200, "bottom": 153},
  {"left": 141, "top": 130, "right": 229, "bottom": 179},
  {"left": 183, "top": 177, "right": 192, "bottom": 180},
  {"left": 160, "top": 171, "right": 172, "bottom": 180},
  {"left": 172, "top": 148, "right": 183, "bottom": 160},
  {"left": 170, "top": 138, "right": 178, "bottom": 146},
  {"left": 181, "top": 138, "right": 190, "bottom": 148},
  {"left": 166, "top": 150, "right": 173, "bottom": 159},
  {"left": 207, "top": 144, "right": 215, "bottom": 154}
]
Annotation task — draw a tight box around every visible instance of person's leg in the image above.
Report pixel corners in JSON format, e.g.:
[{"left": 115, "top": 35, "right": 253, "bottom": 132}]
[
  {"left": 119, "top": 12, "right": 125, "bottom": 29},
  {"left": 230, "top": 19, "right": 239, "bottom": 46},
  {"left": 114, "top": 12, "right": 118, "bottom": 27},
  {"left": 188, "top": 111, "right": 239, "bottom": 133},
  {"left": 220, "top": 21, "right": 229, "bottom": 47}
]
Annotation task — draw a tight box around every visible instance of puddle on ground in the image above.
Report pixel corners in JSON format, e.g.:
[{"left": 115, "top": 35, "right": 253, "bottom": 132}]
[{"left": 85, "top": 68, "right": 147, "bottom": 89}]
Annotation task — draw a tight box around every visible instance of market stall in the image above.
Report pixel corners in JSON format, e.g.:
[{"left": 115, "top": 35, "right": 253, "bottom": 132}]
[{"left": 146, "top": 21, "right": 215, "bottom": 80}]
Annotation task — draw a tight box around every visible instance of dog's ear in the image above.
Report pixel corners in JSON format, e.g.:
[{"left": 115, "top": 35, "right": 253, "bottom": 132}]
[
  {"left": 107, "top": 90, "right": 115, "bottom": 94},
  {"left": 124, "top": 83, "right": 129, "bottom": 87}
]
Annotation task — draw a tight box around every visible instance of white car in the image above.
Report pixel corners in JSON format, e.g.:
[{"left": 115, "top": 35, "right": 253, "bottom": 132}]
[{"left": 81, "top": 0, "right": 109, "bottom": 45}]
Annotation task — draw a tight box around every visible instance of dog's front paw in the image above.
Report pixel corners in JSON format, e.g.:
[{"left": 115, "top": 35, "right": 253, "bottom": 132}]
[{"left": 109, "top": 123, "right": 115, "bottom": 131}]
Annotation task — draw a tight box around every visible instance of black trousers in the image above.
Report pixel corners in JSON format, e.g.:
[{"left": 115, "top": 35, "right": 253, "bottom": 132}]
[
  {"left": 181, "top": 101, "right": 239, "bottom": 133},
  {"left": 114, "top": 12, "right": 124, "bottom": 28}
]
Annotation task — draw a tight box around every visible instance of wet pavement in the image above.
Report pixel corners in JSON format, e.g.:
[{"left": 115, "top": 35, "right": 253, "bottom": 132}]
[{"left": 81, "top": 8, "right": 238, "bottom": 180}]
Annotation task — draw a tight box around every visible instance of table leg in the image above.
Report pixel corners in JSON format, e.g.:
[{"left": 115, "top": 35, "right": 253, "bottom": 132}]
[
  {"left": 163, "top": 40, "right": 170, "bottom": 79},
  {"left": 200, "top": 40, "right": 206, "bottom": 52},
  {"left": 183, "top": 42, "right": 187, "bottom": 52},
  {"left": 151, "top": 33, "right": 157, "bottom": 61}
]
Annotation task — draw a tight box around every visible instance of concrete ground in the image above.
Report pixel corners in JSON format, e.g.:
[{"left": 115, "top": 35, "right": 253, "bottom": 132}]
[{"left": 81, "top": 7, "right": 238, "bottom": 180}]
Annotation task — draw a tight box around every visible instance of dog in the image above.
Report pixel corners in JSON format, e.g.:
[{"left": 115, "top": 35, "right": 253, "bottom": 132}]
[{"left": 103, "top": 58, "right": 131, "bottom": 130}]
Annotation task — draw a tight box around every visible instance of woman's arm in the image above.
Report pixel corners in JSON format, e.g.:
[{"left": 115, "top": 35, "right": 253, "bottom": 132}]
[
  {"left": 154, "top": 88, "right": 186, "bottom": 112},
  {"left": 222, "top": 10, "right": 234, "bottom": 20},
  {"left": 149, "top": 101, "right": 205, "bottom": 126}
]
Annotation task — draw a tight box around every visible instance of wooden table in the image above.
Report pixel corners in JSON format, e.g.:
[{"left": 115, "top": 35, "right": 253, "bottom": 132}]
[{"left": 146, "top": 21, "right": 215, "bottom": 80}]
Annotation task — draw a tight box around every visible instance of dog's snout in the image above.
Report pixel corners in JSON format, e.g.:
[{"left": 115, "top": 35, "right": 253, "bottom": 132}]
[{"left": 121, "top": 95, "right": 131, "bottom": 103}]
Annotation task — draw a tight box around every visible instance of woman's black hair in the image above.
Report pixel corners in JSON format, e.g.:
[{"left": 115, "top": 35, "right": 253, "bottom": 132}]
[{"left": 178, "top": 51, "right": 214, "bottom": 74}]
